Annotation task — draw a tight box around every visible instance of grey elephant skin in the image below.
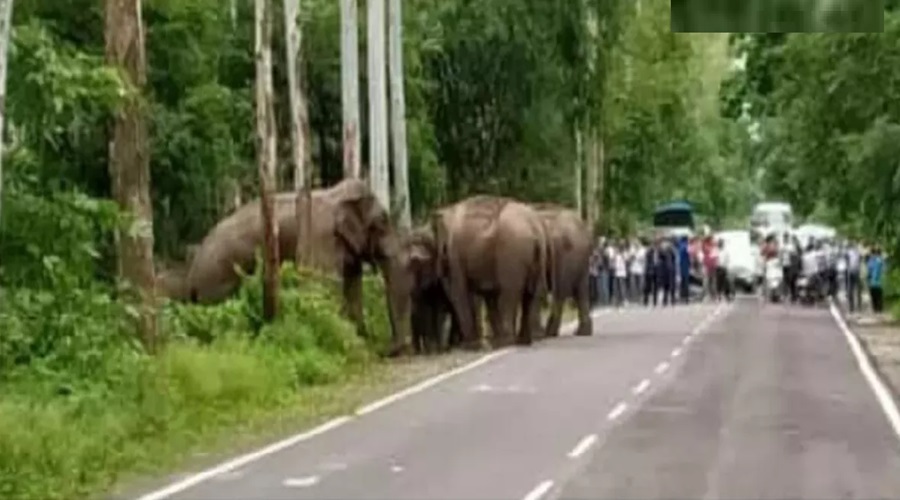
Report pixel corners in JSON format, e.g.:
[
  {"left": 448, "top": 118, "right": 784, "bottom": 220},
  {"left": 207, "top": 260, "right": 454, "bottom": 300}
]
[
  {"left": 532, "top": 203, "right": 593, "bottom": 338},
  {"left": 431, "top": 195, "right": 553, "bottom": 348},
  {"left": 183, "top": 178, "right": 413, "bottom": 355}
]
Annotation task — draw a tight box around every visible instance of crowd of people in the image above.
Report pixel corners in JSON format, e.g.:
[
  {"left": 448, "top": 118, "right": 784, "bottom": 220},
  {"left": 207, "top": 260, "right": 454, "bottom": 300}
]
[
  {"left": 588, "top": 231, "right": 887, "bottom": 315},
  {"left": 760, "top": 233, "right": 887, "bottom": 314},
  {"left": 588, "top": 234, "right": 735, "bottom": 309}
]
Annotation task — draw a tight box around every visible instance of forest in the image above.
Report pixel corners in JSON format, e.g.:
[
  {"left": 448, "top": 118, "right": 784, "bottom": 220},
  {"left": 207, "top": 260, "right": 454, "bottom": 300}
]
[{"left": 0, "top": 0, "right": 898, "bottom": 498}]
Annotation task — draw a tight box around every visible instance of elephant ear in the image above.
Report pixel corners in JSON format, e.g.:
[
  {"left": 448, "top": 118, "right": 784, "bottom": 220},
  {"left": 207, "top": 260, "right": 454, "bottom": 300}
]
[{"left": 335, "top": 180, "right": 372, "bottom": 256}]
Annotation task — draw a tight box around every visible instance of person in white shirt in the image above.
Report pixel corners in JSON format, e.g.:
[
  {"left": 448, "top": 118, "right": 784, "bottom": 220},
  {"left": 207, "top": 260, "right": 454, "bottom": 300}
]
[
  {"left": 629, "top": 240, "right": 646, "bottom": 303},
  {"left": 613, "top": 242, "right": 628, "bottom": 307},
  {"left": 716, "top": 238, "right": 733, "bottom": 301}
]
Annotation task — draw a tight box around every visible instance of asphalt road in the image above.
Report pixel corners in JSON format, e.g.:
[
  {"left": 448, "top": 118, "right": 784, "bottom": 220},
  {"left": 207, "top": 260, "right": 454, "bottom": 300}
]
[{"left": 138, "top": 299, "right": 900, "bottom": 500}]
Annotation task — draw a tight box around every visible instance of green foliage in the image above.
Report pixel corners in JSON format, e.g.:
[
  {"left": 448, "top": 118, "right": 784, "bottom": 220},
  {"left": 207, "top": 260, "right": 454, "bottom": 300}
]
[{"left": 0, "top": 264, "right": 387, "bottom": 500}]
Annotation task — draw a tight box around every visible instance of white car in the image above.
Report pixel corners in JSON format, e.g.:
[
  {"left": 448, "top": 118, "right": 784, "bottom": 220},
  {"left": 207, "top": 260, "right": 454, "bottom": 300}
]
[{"left": 715, "top": 229, "right": 760, "bottom": 292}]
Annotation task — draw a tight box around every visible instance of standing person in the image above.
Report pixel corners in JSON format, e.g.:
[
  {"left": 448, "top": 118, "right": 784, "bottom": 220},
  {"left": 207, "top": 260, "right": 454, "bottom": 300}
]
[
  {"left": 677, "top": 235, "right": 691, "bottom": 304},
  {"left": 588, "top": 245, "right": 602, "bottom": 307},
  {"left": 867, "top": 245, "right": 885, "bottom": 314},
  {"left": 703, "top": 235, "right": 719, "bottom": 301},
  {"left": 598, "top": 238, "right": 612, "bottom": 307},
  {"left": 846, "top": 240, "right": 863, "bottom": 313},
  {"left": 788, "top": 235, "right": 802, "bottom": 303},
  {"left": 780, "top": 232, "right": 793, "bottom": 299},
  {"left": 660, "top": 239, "right": 677, "bottom": 306},
  {"left": 630, "top": 238, "right": 646, "bottom": 303},
  {"left": 613, "top": 241, "right": 628, "bottom": 307},
  {"left": 716, "top": 237, "right": 733, "bottom": 301},
  {"left": 644, "top": 238, "right": 660, "bottom": 306}
]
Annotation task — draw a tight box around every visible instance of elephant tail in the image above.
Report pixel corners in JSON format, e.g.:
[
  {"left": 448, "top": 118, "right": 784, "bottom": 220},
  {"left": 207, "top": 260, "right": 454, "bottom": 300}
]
[{"left": 532, "top": 227, "right": 554, "bottom": 298}]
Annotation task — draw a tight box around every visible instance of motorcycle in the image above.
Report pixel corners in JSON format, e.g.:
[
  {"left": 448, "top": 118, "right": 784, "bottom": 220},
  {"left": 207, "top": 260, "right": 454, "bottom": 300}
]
[
  {"left": 796, "top": 272, "right": 824, "bottom": 306},
  {"left": 764, "top": 259, "right": 784, "bottom": 303}
]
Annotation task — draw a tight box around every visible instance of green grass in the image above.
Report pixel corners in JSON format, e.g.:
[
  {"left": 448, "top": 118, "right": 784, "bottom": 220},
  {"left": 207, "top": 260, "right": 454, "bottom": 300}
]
[{"left": 0, "top": 264, "right": 488, "bottom": 500}]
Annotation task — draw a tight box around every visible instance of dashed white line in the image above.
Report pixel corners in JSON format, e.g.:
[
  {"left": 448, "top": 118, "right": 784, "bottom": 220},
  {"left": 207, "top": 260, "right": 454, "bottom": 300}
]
[
  {"left": 632, "top": 378, "right": 651, "bottom": 395},
  {"left": 671, "top": 347, "right": 682, "bottom": 358},
  {"left": 523, "top": 480, "right": 555, "bottom": 500},
  {"left": 567, "top": 434, "right": 598, "bottom": 458},
  {"left": 655, "top": 361, "right": 670, "bottom": 374},
  {"left": 607, "top": 402, "right": 628, "bottom": 421},
  {"left": 283, "top": 476, "right": 320, "bottom": 488},
  {"left": 682, "top": 336, "right": 692, "bottom": 345}
]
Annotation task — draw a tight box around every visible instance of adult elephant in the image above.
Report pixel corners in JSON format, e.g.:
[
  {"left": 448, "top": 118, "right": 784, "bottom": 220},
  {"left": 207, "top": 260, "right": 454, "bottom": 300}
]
[
  {"left": 531, "top": 203, "right": 593, "bottom": 338},
  {"left": 432, "top": 196, "right": 553, "bottom": 347},
  {"left": 185, "top": 178, "right": 412, "bottom": 355}
]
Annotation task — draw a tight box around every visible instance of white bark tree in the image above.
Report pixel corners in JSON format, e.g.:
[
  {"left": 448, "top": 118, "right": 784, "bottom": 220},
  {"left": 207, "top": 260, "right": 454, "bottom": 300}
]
[
  {"left": 341, "top": 0, "right": 361, "bottom": 179},
  {"left": 255, "top": 0, "right": 279, "bottom": 321},
  {"left": 387, "top": 0, "right": 410, "bottom": 229},
  {"left": 367, "top": 0, "right": 389, "bottom": 211},
  {"left": 104, "top": 0, "right": 158, "bottom": 350},
  {"left": 283, "top": 0, "right": 313, "bottom": 264},
  {"left": 0, "top": 0, "right": 12, "bottom": 226}
]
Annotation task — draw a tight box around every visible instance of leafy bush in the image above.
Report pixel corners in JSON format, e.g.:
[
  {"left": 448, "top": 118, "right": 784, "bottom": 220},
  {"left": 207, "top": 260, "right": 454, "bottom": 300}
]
[{"left": 0, "top": 257, "right": 395, "bottom": 499}]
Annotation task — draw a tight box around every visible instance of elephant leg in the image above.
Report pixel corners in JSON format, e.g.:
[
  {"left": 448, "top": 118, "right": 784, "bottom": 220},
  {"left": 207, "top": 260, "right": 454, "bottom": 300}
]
[
  {"left": 575, "top": 274, "right": 592, "bottom": 337},
  {"left": 493, "top": 289, "right": 519, "bottom": 347},
  {"left": 545, "top": 293, "right": 565, "bottom": 338},
  {"left": 342, "top": 264, "right": 368, "bottom": 339},
  {"left": 485, "top": 293, "right": 505, "bottom": 346},
  {"left": 517, "top": 290, "right": 539, "bottom": 346}
]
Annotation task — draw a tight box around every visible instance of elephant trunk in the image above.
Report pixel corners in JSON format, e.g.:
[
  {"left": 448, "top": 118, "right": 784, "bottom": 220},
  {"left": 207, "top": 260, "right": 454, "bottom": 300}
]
[{"left": 376, "top": 235, "right": 413, "bottom": 357}]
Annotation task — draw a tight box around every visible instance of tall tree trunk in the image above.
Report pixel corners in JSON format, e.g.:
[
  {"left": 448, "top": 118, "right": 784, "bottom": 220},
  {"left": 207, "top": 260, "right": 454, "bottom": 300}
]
[
  {"left": 367, "top": 0, "right": 390, "bottom": 211},
  {"left": 574, "top": 123, "right": 583, "bottom": 218},
  {"left": 0, "top": 0, "right": 12, "bottom": 227},
  {"left": 283, "top": 0, "right": 313, "bottom": 266},
  {"left": 585, "top": 127, "right": 598, "bottom": 230},
  {"left": 341, "top": 0, "right": 361, "bottom": 179},
  {"left": 595, "top": 128, "right": 605, "bottom": 232},
  {"left": 387, "top": 0, "right": 410, "bottom": 229},
  {"left": 255, "top": 0, "right": 279, "bottom": 321},
  {"left": 104, "top": 0, "right": 157, "bottom": 351}
]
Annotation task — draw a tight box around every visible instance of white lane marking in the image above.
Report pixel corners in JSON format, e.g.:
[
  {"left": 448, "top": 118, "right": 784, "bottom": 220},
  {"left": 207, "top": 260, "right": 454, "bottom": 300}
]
[
  {"left": 523, "top": 480, "right": 555, "bottom": 500},
  {"left": 283, "top": 476, "right": 320, "bottom": 488},
  {"left": 357, "top": 348, "right": 513, "bottom": 415},
  {"left": 633, "top": 378, "right": 651, "bottom": 395},
  {"left": 682, "top": 336, "right": 692, "bottom": 345},
  {"left": 829, "top": 302, "right": 900, "bottom": 441},
  {"left": 607, "top": 402, "right": 628, "bottom": 421},
  {"left": 391, "top": 465, "right": 404, "bottom": 473},
  {"left": 671, "top": 347, "right": 682, "bottom": 358},
  {"left": 135, "top": 415, "right": 349, "bottom": 500},
  {"left": 655, "top": 361, "right": 670, "bottom": 374},
  {"left": 567, "top": 434, "right": 598, "bottom": 458},
  {"left": 136, "top": 349, "right": 512, "bottom": 500}
]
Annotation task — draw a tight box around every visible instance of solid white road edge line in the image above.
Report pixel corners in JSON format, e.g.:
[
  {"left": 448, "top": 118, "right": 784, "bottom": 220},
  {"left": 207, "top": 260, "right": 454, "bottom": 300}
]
[
  {"left": 135, "top": 416, "right": 351, "bottom": 500},
  {"left": 523, "top": 480, "right": 555, "bottom": 500},
  {"left": 607, "top": 402, "right": 628, "bottom": 421},
  {"left": 567, "top": 434, "right": 598, "bottom": 458},
  {"left": 654, "top": 361, "right": 670, "bottom": 374},
  {"left": 829, "top": 301, "right": 900, "bottom": 441},
  {"left": 356, "top": 348, "right": 513, "bottom": 415},
  {"left": 135, "top": 348, "right": 513, "bottom": 500},
  {"left": 633, "top": 378, "right": 651, "bottom": 395}
]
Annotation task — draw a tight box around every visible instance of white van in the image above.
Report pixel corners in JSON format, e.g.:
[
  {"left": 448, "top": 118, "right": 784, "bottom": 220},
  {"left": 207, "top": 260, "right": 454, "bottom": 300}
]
[{"left": 750, "top": 202, "right": 794, "bottom": 235}]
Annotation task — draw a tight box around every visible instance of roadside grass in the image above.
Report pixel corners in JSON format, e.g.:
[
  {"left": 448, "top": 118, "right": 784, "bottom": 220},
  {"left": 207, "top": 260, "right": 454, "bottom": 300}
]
[{"left": 0, "top": 264, "right": 480, "bottom": 500}]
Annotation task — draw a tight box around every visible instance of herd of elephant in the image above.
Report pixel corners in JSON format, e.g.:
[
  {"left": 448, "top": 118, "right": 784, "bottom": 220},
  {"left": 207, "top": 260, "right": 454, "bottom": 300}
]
[{"left": 158, "top": 179, "right": 594, "bottom": 356}]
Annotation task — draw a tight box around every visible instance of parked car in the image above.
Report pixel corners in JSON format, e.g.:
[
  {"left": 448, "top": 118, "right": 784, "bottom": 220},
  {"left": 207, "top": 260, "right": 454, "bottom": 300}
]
[{"left": 715, "top": 229, "right": 760, "bottom": 293}]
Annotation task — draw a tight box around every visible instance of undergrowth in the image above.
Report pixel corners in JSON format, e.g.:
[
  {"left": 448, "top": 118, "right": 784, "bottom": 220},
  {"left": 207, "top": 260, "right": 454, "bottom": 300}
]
[{"left": 0, "top": 260, "right": 393, "bottom": 500}]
